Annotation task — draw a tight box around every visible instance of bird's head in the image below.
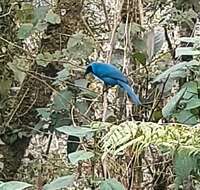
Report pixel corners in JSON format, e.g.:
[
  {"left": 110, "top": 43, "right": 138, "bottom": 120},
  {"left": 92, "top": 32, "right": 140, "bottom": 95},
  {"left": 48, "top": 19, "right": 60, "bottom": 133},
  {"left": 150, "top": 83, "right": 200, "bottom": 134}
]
[{"left": 84, "top": 64, "right": 93, "bottom": 78}]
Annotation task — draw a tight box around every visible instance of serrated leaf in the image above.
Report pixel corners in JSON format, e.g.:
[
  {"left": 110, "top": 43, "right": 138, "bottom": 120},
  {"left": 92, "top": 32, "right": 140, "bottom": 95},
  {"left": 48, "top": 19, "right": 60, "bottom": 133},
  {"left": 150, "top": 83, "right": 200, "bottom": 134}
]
[
  {"left": 17, "top": 23, "right": 33, "bottom": 40},
  {"left": 162, "top": 88, "right": 187, "bottom": 118},
  {"left": 0, "top": 181, "right": 32, "bottom": 190},
  {"left": 68, "top": 150, "right": 94, "bottom": 164},
  {"left": 56, "top": 125, "right": 96, "bottom": 138},
  {"left": 45, "top": 10, "right": 61, "bottom": 24},
  {"left": 43, "top": 175, "right": 75, "bottom": 190},
  {"left": 100, "top": 178, "right": 126, "bottom": 190}
]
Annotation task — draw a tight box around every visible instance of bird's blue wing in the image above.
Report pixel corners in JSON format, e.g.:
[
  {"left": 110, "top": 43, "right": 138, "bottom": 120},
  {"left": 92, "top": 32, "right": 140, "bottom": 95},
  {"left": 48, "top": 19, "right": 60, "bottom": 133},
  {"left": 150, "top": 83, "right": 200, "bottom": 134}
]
[{"left": 91, "top": 62, "right": 128, "bottom": 83}]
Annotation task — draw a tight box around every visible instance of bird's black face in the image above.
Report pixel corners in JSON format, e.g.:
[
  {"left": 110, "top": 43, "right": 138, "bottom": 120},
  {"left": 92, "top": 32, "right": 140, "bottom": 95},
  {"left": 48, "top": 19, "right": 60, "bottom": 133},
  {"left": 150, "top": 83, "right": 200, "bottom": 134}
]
[{"left": 84, "top": 65, "right": 93, "bottom": 78}]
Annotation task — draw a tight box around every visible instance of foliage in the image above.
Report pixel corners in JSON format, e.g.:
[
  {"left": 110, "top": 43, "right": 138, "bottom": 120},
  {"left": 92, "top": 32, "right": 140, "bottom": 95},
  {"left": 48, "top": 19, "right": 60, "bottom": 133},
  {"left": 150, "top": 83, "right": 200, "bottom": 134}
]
[{"left": 0, "top": 181, "right": 32, "bottom": 190}]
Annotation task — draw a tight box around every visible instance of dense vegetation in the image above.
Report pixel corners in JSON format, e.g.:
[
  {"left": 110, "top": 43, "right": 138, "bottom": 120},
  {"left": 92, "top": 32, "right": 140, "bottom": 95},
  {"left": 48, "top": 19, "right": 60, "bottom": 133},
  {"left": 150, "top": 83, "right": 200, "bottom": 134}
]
[{"left": 0, "top": 0, "right": 200, "bottom": 189}]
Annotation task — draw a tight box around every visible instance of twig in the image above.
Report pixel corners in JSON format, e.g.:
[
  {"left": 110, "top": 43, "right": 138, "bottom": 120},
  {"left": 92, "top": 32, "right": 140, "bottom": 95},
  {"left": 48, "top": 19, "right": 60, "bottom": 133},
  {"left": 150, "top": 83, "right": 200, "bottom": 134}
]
[
  {"left": 0, "top": 2, "right": 17, "bottom": 18},
  {"left": 100, "top": 0, "right": 111, "bottom": 31},
  {"left": 148, "top": 74, "right": 170, "bottom": 121},
  {"left": 6, "top": 88, "right": 29, "bottom": 126}
]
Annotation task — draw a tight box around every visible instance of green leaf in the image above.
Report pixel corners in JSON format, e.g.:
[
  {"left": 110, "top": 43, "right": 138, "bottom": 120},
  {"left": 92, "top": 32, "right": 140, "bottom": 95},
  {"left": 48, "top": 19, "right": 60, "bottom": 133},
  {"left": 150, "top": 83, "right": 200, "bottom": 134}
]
[
  {"left": 100, "top": 178, "right": 126, "bottom": 190},
  {"left": 36, "top": 52, "right": 53, "bottom": 67},
  {"left": 174, "top": 110, "right": 198, "bottom": 125},
  {"left": 67, "top": 32, "right": 95, "bottom": 59},
  {"left": 45, "top": 10, "right": 61, "bottom": 24},
  {"left": 75, "top": 101, "right": 88, "bottom": 113},
  {"left": 185, "top": 98, "right": 200, "bottom": 110},
  {"left": 175, "top": 47, "right": 200, "bottom": 57},
  {"left": 162, "top": 87, "right": 187, "bottom": 118},
  {"left": 36, "top": 108, "right": 51, "bottom": 120},
  {"left": 56, "top": 126, "right": 96, "bottom": 138},
  {"left": 132, "top": 52, "right": 146, "bottom": 65},
  {"left": 43, "top": 175, "right": 75, "bottom": 190},
  {"left": 53, "top": 89, "right": 73, "bottom": 111},
  {"left": 35, "top": 22, "right": 48, "bottom": 32},
  {"left": 32, "top": 6, "right": 49, "bottom": 25},
  {"left": 17, "top": 23, "right": 33, "bottom": 40},
  {"left": 53, "top": 67, "right": 70, "bottom": 85},
  {"left": 153, "top": 60, "right": 200, "bottom": 83},
  {"left": 0, "top": 79, "right": 12, "bottom": 97},
  {"left": 0, "top": 181, "right": 32, "bottom": 190},
  {"left": 174, "top": 151, "right": 198, "bottom": 189},
  {"left": 7, "top": 57, "right": 28, "bottom": 84},
  {"left": 68, "top": 150, "right": 94, "bottom": 164},
  {"left": 178, "top": 37, "right": 200, "bottom": 43}
]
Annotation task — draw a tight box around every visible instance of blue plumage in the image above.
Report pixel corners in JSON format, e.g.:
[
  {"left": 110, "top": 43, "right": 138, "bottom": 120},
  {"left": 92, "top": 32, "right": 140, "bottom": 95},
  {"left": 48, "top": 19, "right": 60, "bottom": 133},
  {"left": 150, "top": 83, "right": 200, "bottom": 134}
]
[{"left": 85, "top": 62, "right": 142, "bottom": 105}]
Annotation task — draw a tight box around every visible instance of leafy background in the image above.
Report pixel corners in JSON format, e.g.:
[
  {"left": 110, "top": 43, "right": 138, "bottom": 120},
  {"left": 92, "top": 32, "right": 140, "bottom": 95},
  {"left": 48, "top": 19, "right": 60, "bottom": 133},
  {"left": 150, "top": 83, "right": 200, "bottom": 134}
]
[{"left": 0, "top": 0, "right": 200, "bottom": 189}]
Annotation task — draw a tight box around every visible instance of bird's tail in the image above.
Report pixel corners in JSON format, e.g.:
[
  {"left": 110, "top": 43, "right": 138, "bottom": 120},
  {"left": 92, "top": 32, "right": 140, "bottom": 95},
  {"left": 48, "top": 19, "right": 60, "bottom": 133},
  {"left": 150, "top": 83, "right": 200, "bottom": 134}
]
[{"left": 117, "top": 80, "right": 142, "bottom": 105}]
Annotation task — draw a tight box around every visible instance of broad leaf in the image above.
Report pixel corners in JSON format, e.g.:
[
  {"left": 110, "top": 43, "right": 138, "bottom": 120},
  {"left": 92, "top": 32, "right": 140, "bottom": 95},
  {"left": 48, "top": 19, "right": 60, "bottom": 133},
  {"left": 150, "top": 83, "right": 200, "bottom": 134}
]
[
  {"left": 68, "top": 150, "right": 94, "bottom": 164},
  {"left": 175, "top": 47, "right": 200, "bottom": 57},
  {"left": 174, "top": 110, "right": 198, "bottom": 125},
  {"left": 100, "top": 178, "right": 126, "bottom": 190},
  {"left": 56, "top": 125, "right": 96, "bottom": 138},
  {"left": 153, "top": 60, "right": 200, "bottom": 83},
  {"left": 43, "top": 175, "right": 75, "bottom": 190},
  {"left": 53, "top": 89, "right": 73, "bottom": 111},
  {"left": 185, "top": 98, "right": 200, "bottom": 110},
  {"left": 67, "top": 33, "right": 95, "bottom": 59},
  {"left": 0, "top": 181, "right": 32, "bottom": 190},
  {"left": 162, "top": 88, "right": 187, "bottom": 118}
]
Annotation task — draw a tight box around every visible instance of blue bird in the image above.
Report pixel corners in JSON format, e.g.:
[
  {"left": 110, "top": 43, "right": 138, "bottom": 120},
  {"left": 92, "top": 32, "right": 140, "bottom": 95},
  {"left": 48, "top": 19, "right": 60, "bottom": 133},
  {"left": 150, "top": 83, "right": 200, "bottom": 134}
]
[{"left": 85, "top": 62, "right": 142, "bottom": 105}]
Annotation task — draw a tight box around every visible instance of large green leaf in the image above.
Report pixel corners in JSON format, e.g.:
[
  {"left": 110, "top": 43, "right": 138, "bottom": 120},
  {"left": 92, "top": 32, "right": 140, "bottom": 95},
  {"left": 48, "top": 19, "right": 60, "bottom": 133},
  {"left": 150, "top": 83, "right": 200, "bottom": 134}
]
[
  {"left": 56, "top": 125, "right": 96, "bottom": 138},
  {"left": 178, "top": 37, "right": 200, "bottom": 43},
  {"left": 43, "top": 175, "right": 75, "bottom": 190},
  {"left": 100, "top": 178, "right": 126, "bottom": 190},
  {"left": 185, "top": 98, "right": 200, "bottom": 110},
  {"left": 0, "top": 181, "right": 32, "bottom": 190},
  {"left": 68, "top": 150, "right": 94, "bottom": 164},
  {"left": 53, "top": 89, "right": 73, "bottom": 111},
  {"left": 67, "top": 33, "right": 95, "bottom": 59},
  {"left": 175, "top": 47, "right": 200, "bottom": 57},
  {"left": 174, "top": 110, "right": 198, "bottom": 125},
  {"left": 153, "top": 60, "right": 200, "bottom": 83},
  {"left": 162, "top": 87, "right": 187, "bottom": 118}
]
